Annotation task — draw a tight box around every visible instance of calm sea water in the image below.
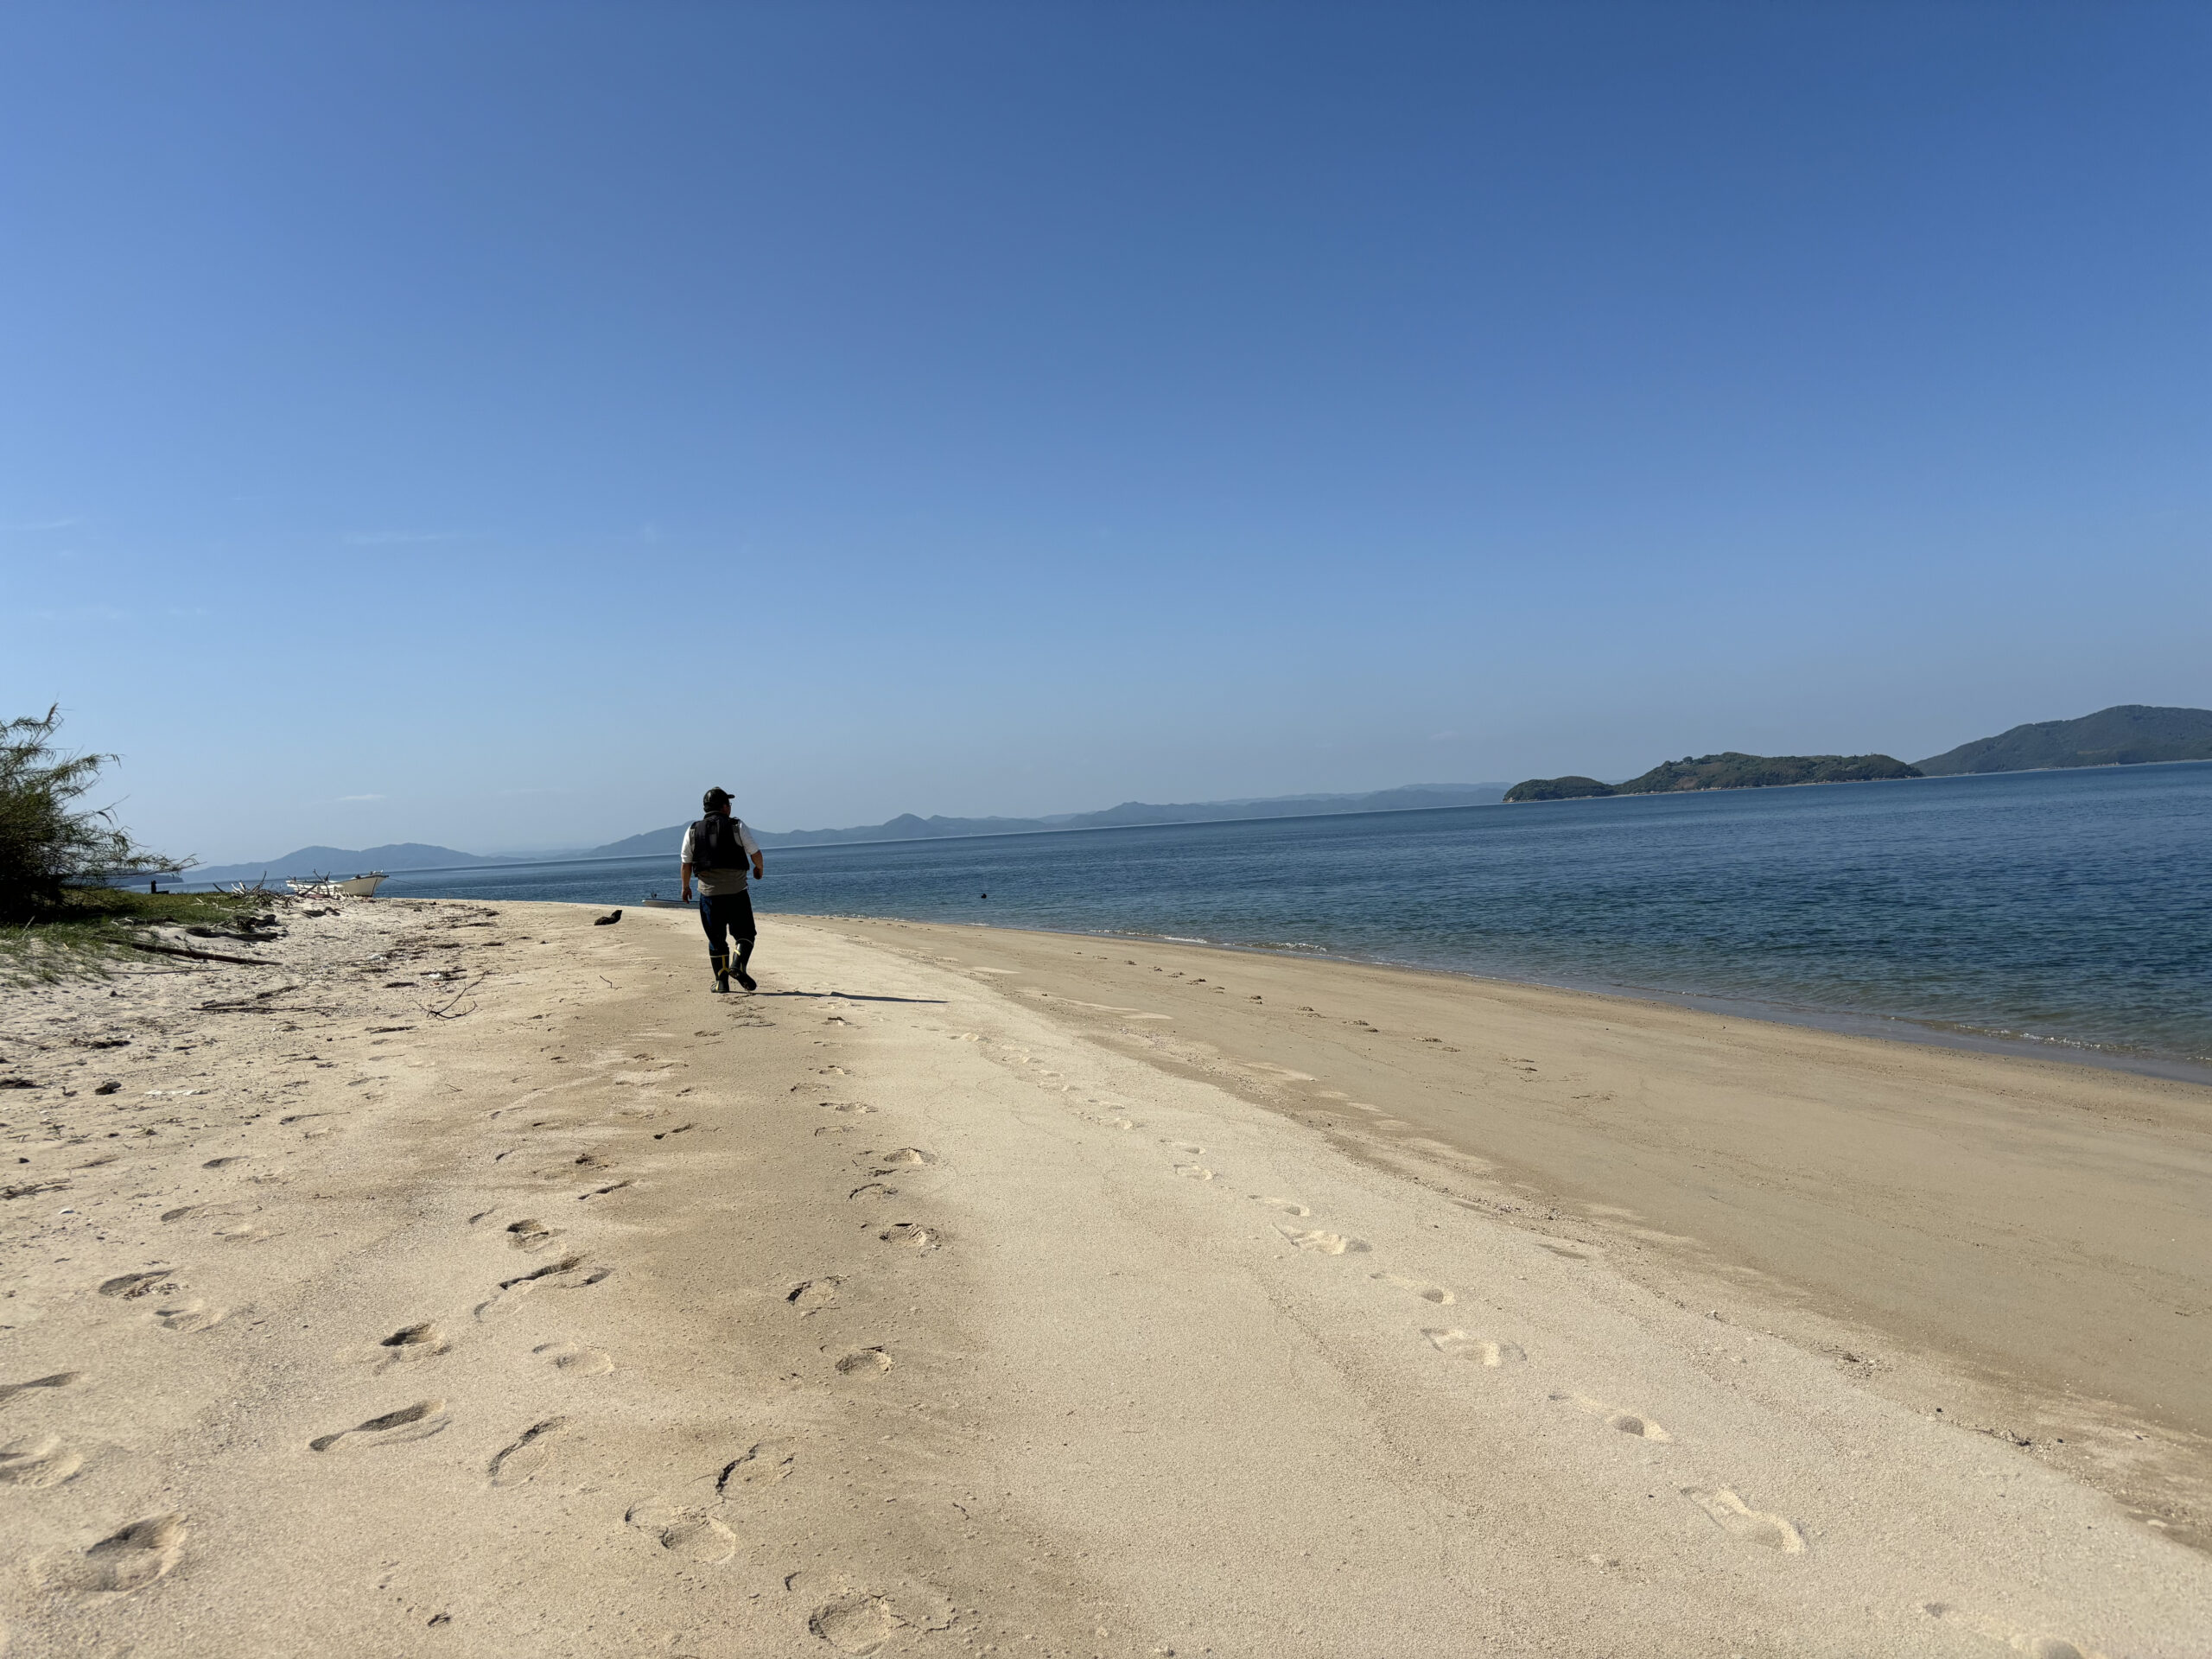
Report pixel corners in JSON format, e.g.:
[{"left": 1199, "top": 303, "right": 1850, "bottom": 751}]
[{"left": 374, "top": 764, "right": 2212, "bottom": 1075}]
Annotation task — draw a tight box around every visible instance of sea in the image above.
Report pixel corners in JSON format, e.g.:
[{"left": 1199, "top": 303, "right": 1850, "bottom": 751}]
[{"left": 365, "top": 763, "right": 2212, "bottom": 1080}]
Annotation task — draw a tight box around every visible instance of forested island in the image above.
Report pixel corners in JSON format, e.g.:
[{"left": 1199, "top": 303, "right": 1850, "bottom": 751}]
[
  {"left": 1506, "top": 753, "right": 1920, "bottom": 802},
  {"left": 1914, "top": 704, "right": 2212, "bottom": 774}
]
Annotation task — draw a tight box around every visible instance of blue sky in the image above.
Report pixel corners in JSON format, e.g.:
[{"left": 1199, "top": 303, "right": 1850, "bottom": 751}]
[{"left": 4, "top": 2, "right": 2207, "bottom": 861}]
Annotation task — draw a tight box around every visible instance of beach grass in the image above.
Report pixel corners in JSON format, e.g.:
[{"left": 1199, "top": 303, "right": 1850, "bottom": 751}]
[{"left": 0, "top": 886, "right": 264, "bottom": 984}]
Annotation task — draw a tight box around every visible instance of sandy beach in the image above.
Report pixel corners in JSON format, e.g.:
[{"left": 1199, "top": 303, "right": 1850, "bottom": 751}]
[{"left": 3, "top": 898, "right": 2208, "bottom": 1657}]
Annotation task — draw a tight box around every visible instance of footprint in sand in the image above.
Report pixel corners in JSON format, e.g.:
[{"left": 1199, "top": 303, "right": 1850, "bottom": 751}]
[
  {"left": 848, "top": 1181, "right": 896, "bottom": 1201},
  {"left": 811, "top": 1595, "right": 902, "bottom": 1655},
  {"left": 0, "top": 1435, "right": 85, "bottom": 1488},
  {"left": 578, "top": 1179, "right": 631, "bottom": 1201},
  {"left": 1371, "top": 1273, "right": 1455, "bottom": 1306},
  {"left": 498, "top": 1255, "right": 611, "bottom": 1294},
  {"left": 99, "top": 1269, "right": 179, "bottom": 1300},
  {"left": 879, "top": 1223, "right": 940, "bottom": 1252},
  {"left": 716, "top": 1440, "right": 796, "bottom": 1491},
  {"left": 1681, "top": 1486, "right": 1804, "bottom": 1553},
  {"left": 625, "top": 1500, "right": 737, "bottom": 1564},
  {"left": 505, "top": 1218, "right": 563, "bottom": 1252},
  {"left": 1255, "top": 1197, "right": 1312, "bottom": 1217},
  {"left": 151, "top": 1298, "right": 226, "bottom": 1334},
  {"left": 872, "top": 1147, "right": 936, "bottom": 1169},
  {"left": 1551, "top": 1392, "right": 1671, "bottom": 1440},
  {"left": 310, "top": 1401, "right": 450, "bottom": 1452},
  {"left": 488, "top": 1418, "right": 568, "bottom": 1486},
  {"left": 480, "top": 1256, "right": 610, "bottom": 1327},
  {"left": 213, "top": 1223, "right": 274, "bottom": 1243},
  {"left": 34, "top": 1513, "right": 186, "bottom": 1594},
  {"left": 160, "top": 1202, "right": 244, "bottom": 1224},
  {"left": 378, "top": 1322, "right": 449, "bottom": 1359},
  {"left": 1173, "top": 1165, "right": 1214, "bottom": 1181},
  {"left": 533, "top": 1341, "right": 614, "bottom": 1376},
  {"left": 835, "top": 1347, "right": 892, "bottom": 1376},
  {"left": 475, "top": 1268, "right": 563, "bottom": 1322},
  {"left": 0, "top": 1372, "right": 80, "bottom": 1408},
  {"left": 1921, "top": 1604, "right": 2107, "bottom": 1659},
  {"left": 786, "top": 1278, "right": 842, "bottom": 1315},
  {"left": 1277, "top": 1226, "right": 1369, "bottom": 1255},
  {"left": 200, "top": 1155, "right": 248, "bottom": 1170},
  {"left": 1423, "top": 1329, "right": 1527, "bottom": 1367}
]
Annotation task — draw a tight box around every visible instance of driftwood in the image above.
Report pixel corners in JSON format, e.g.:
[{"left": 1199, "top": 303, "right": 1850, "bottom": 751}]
[
  {"left": 196, "top": 983, "right": 304, "bottom": 1007},
  {"left": 124, "top": 940, "right": 270, "bottom": 968},
  {"left": 418, "top": 970, "right": 486, "bottom": 1020},
  {"left": 198, "top": 1002, "right": 340, "bottom": 1015}
]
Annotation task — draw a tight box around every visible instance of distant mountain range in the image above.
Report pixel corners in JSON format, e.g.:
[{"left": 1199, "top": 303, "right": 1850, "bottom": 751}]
[
  {"left": 192, "top": 704, "right": 2212, "bottom": 878},
  {"left": 189, "top": 842, "right": 507, "bottom": 885},
  {"left": 189, "top": 785, "right": 1510, "bottom": 880},
  {"left": 588, "top": 783, "right": 1511, "bottom": 858},
  {"left": 1913, "top": 704, "right": 2212, "bottom": 776}
]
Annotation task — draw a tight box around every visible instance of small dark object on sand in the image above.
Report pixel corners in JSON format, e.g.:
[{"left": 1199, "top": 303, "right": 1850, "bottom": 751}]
[
  {"left": 594, "top": 910, "right": 622, "bottom": 926},
  {"left": 96, "top": 1080, "right": 121, "bottom": 1095}
]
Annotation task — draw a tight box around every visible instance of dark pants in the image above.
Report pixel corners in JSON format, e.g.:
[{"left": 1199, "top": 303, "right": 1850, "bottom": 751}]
[{"left": 699, "top": 888, "right": 757, "bottom": 978}]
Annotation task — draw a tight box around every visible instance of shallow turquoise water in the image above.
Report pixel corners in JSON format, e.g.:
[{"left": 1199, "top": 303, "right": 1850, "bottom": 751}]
[{"left": 377, "top": 763, "right": 2212, "bottom": 1072}]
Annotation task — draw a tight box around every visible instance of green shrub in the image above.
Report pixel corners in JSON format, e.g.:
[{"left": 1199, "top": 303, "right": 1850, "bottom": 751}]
[{"left": 0, "top": 707, "right": 181, "bottom": 924}]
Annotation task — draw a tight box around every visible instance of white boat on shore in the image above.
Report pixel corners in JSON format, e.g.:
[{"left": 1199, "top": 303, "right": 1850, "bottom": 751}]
[{"left": 286, "top": 872, "right": 387, "bottom": 899}]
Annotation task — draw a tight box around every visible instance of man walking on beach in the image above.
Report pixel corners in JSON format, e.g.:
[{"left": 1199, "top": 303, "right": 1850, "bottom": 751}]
[{"left": 679, "top": 787, "right": 764, "bottom": 993}]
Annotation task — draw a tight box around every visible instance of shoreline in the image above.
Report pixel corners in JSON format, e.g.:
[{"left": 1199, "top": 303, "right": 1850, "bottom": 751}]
[
  {"left": 809, "top": 912, "right": 2212, "bottom": 1087},
  {"left": 6, "top": 897, "right": 2203, "bottom": 1655},
  {"left": 821, "top": 915, "right": 2212, "bottom": 1459}
]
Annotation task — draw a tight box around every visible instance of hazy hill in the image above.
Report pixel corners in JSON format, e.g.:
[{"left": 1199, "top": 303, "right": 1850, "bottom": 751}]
[
  {"left": 1914, "top": 704, "right": 2212, "bottom": 776},
  {"left": 191, "top": 842, "right": 500, "bottom": 884},
  {"left": 590, "top": 783, "right": 1510, "bottom": 858},
  {"left": 1507, "top": 753, "right": 1917, "bottom": 802}
]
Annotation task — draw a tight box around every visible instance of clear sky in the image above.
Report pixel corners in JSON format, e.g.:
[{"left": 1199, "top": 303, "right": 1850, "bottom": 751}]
[{"left": 4, "top": 2, "right": 2207, "bottom": 862}]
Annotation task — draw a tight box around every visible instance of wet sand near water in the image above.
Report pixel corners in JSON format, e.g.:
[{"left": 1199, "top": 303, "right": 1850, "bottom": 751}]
[{"left": 827, "top": 919, "right": 2212, "bottom": 1472}]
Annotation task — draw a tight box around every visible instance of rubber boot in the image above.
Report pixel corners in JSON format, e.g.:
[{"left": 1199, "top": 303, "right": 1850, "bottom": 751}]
[
  {"left": 732, "top": 939, "right": 756, "bottom": 994},
  {"left": 709, "top": 950, "right": 730, "bottom": 994}
]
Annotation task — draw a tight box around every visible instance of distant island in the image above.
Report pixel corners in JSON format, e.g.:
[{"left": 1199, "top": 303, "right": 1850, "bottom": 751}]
[
  {"left": 1914, "top": 704, "right": 2212, "bottom": 775},
  {"left": 1507, "top": 753, "right": 1919, "bottom": 803}
]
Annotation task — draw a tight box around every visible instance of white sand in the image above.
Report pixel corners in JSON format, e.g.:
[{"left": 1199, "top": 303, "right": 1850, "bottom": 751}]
[{"left": 2, "top": 899, "right": 2205, "bottom": 1656}]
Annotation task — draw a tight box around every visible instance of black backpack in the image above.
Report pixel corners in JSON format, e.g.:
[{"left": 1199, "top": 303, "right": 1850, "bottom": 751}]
[{"left": 691, "top": 815, "right": 747, "bottom": 870}]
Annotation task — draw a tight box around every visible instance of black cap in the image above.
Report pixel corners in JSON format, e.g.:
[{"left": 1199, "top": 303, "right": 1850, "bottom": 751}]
[{"left": 702, "top": 786, "right": 732, "bottom": 811}]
